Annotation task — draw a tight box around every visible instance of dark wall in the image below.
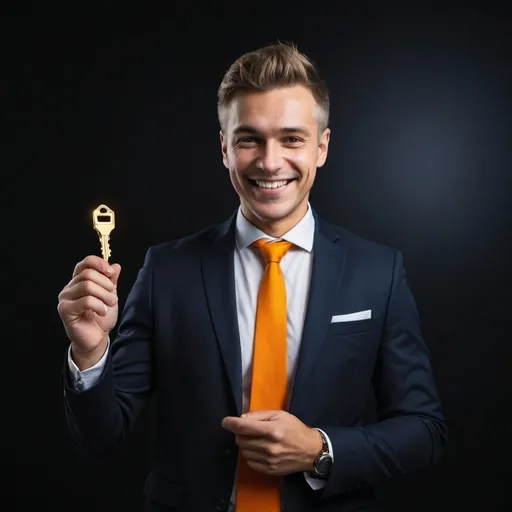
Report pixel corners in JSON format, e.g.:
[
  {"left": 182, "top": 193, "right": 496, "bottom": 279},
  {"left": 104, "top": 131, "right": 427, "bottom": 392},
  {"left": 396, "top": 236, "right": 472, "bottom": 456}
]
[{"left": 11, "top": 8, "right": 512, "bottom": 511}]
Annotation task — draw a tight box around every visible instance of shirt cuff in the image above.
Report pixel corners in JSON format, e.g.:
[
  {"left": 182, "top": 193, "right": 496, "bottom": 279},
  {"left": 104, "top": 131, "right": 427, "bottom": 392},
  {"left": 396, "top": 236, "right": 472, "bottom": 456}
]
[{"left": 67, "top": 338, "right": 110, "bottom": 392}]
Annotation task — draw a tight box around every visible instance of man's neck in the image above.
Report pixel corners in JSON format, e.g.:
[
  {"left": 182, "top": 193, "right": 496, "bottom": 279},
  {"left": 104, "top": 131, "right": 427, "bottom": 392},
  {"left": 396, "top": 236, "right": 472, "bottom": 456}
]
[{"left": 241, "top": 202, "right": 309, "bottom": 238}]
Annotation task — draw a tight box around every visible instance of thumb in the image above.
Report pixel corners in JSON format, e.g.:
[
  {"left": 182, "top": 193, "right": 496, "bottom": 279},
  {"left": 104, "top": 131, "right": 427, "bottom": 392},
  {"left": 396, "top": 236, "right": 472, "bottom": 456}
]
[
  {"left": 110, "top": 263, "right": 122, "bottom": 287},
  {"left": 241, "top": 410, "right": 282, "bottom": 421}
]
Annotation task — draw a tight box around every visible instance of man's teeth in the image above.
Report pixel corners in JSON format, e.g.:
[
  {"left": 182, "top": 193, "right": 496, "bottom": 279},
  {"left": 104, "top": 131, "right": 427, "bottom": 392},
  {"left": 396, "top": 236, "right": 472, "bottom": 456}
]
[{"left": 254, "top": 180, "right": 289, "bottom": 189}]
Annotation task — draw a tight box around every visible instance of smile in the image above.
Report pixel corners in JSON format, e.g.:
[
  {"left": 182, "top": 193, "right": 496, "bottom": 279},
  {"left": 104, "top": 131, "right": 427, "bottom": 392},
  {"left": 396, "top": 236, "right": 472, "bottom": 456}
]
[{"left": 249, "top": 179, "right": 295, "bottom": 189}]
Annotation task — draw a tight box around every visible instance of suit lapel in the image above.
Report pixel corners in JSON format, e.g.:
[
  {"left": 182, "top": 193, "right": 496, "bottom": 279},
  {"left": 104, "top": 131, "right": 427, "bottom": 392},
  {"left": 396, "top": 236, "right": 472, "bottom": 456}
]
[
  {"left": 200, "top": 210, "right": 346, "bottom": 417},
  {"left": 201, "top": 212, "right": 243, "bottom": 416},
  {"left": 289, "top": 214, "right": 346, "bottom": 414}
]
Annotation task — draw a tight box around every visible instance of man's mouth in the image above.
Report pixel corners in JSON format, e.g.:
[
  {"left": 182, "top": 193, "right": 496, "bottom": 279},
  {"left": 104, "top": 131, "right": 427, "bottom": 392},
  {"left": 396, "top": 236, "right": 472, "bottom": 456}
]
[{"left": 249, "top": 179, "right": 295, "bottom": 189}]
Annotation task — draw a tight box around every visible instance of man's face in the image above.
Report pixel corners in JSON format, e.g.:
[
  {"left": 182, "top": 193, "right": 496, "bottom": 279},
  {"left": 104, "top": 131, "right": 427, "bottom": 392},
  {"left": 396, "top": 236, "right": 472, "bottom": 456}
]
[{"left": 220, "top": 85, "right": 330, "bottom": 235}]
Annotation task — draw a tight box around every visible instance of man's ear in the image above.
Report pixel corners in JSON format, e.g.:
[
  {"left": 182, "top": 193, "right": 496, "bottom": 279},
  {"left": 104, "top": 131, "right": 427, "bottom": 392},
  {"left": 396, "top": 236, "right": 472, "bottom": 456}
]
[
  {"left": 316, "top": 127, "right": 330, "bottom": 168},
  {"left": 220, "top": 130, "right": 229, "bottom": 169}
]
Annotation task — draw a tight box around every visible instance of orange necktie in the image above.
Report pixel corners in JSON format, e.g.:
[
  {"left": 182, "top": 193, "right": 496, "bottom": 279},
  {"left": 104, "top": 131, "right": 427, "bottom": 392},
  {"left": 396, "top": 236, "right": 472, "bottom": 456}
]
[{"left": 236, "top": 239, "right": 293, "bottom": 512}]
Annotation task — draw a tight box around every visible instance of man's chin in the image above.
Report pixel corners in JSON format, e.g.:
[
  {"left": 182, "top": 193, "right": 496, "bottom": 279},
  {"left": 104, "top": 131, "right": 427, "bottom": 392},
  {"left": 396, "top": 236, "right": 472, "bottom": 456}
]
[{"left": 243, "top": 199, "right": 302, "bottom": 224}]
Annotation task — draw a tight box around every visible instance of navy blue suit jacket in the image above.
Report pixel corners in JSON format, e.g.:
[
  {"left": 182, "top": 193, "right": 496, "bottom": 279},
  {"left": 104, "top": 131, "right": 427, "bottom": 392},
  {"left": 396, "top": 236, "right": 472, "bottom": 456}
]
[{"left": 63, "top": 210, "right": 446, "bottom": 511}]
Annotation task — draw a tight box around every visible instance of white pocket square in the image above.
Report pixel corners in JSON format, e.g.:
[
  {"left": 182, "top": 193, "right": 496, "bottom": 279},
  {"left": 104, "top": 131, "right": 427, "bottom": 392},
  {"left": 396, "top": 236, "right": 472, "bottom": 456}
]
[{"left": 331, "top": 310, "right": 372, "bottom": 323}]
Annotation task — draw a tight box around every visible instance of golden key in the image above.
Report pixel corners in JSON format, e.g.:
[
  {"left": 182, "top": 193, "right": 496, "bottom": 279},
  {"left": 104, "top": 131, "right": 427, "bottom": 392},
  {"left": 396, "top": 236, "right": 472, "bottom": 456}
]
[{"left": 93, "top": 204, "right": 115, "bottom": 262}]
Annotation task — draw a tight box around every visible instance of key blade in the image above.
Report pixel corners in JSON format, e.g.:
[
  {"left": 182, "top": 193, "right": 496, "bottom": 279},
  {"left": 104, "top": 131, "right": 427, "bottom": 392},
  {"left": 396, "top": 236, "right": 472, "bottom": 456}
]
[{"left": 101, "top": 235, "right": 111, "bottom": 262}]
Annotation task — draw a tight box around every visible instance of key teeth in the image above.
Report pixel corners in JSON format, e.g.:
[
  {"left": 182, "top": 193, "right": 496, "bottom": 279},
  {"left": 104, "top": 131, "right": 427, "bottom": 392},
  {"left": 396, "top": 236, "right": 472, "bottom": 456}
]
[
  {"left": 99, "top": 234, "right": 111, "bottom": 260},
  {"left": 100, "top": 245, "right": 111, "bottom": 259}
]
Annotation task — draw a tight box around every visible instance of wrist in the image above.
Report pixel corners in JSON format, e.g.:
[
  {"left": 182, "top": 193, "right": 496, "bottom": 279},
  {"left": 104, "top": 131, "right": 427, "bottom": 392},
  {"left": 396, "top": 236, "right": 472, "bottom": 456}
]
[
  {"left": 71, "top": 337, "right": 108, "bottom": 371},
  {"left": 305, "top": 428, "right": 323, "bottom": 471}
]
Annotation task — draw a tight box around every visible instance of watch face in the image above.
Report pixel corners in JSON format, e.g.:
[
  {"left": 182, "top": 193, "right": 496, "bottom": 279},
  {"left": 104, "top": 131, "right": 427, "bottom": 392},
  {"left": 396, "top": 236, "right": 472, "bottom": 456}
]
[{"left": 316, "top": 454, "right": 333, "bottom": 476}]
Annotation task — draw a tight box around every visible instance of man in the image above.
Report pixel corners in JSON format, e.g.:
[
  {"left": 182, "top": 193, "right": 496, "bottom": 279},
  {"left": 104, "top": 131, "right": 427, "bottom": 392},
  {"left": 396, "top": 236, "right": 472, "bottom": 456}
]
[{"left": 58, "top": 42, "right": 446, "bottom": 512}]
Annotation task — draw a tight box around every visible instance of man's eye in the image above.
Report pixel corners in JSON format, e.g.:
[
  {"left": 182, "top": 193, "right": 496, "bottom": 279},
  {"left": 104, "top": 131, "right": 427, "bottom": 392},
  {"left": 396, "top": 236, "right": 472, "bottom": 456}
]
[
  {"left": 285, "top": 137, "right": 302, "bottom": 143},
  {"left": 238, "top": 137, "right": 256, "bottom": 144}
]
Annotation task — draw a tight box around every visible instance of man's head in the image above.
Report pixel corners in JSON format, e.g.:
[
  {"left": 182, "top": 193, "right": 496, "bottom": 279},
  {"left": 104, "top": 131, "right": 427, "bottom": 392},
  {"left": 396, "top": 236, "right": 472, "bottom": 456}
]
[{"left": 218, "top": 42, "right": 331, "bottom": 236}]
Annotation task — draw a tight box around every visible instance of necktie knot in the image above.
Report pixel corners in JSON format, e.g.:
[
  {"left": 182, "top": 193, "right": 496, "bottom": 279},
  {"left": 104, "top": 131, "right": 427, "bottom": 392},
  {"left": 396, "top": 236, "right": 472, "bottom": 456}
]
[{"left": 252, "top": 239, "right": 293, "bottom": 264}]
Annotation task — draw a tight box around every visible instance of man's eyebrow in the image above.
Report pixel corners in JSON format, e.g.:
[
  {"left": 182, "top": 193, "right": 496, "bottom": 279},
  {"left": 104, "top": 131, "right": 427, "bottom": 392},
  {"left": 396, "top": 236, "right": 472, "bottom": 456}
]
[
  {"left": 280, "top": 126, "right": 312, "bottom": 137},
  {"left": 233, "top": 125, "right": 259, "bottom": 135},
  {"left": 233, "top": 125, "right": 312, "bottom": 136}
]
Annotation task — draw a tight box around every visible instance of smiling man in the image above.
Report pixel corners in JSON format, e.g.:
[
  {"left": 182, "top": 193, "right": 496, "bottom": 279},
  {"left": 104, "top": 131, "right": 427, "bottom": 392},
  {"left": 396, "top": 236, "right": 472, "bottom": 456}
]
[
  {"left": 59, "top": 43, "right": 446, "bottom": 512},
  {"left": 220, "top": 84, "right": 329, "bottom": 238}
]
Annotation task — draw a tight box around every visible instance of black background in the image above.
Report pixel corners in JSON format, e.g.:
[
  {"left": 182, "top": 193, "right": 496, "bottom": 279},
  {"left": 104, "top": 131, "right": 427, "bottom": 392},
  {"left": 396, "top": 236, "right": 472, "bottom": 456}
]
[{"left": 10, "top": 6, "right": 512, "bottom": 511}]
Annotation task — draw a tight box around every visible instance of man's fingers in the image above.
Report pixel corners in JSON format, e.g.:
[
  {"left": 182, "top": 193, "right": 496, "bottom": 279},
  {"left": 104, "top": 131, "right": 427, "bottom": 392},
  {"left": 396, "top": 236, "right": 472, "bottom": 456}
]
[
  {"left": 236, "top": 435, "right": 277, "bottom": 455},
  {"left": 67, "top": 268, "right": 117, "bottom": 293},
  {"left": 61, "top": 280, "right": 118, "bottom": 308},
  {"left": 240, "top": 449, "right": 267, "bottom": 463},
  {"left": 242, "top": 410, "right": 282, "bottom": 422},
  {"left": 58, "top": 257, "right": 121, "bottom": 323},
  {"left": 59, "top": 296, "right": 108, "bottom": 318},
  {"left": 246, "top": 459, "right": 267, "bottom": 473},
  {"left": 222, "top": 417, "right": 272, "bottom": 437},
  {"left": 109, "top": 263, "right": 122, "bottom": 287},
  {"left": 73, "top": 256, "right": 116, "bottom": 280},
  {"left": 244, "top": 456, "right": 280, "bottom": 476}
]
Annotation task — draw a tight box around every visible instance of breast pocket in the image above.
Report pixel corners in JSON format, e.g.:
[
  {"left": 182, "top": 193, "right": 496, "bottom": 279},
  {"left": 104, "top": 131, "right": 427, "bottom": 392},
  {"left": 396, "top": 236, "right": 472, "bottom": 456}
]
[{"left": 327, "top": 317, "right": 378, "bottom": 336}]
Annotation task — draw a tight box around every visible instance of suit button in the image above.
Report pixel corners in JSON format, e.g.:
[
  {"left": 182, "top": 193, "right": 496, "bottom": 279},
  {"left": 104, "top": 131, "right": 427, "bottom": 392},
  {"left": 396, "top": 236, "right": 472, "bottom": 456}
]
[
  {"left": 224, "top": 448, "right": 233, "bottom": 457},
  {"left": 216, "top": 498, "right": 227, "bottom": 511}
]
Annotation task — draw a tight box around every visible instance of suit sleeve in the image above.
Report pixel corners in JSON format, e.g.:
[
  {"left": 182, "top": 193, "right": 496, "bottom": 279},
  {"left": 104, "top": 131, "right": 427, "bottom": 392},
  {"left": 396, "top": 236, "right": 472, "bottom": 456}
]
[
  {"left": 62, "top": 248, "right": 155, "bottom": 458},
  {"left": 319, "top": 250, "right": 447, "bottom": 497}
]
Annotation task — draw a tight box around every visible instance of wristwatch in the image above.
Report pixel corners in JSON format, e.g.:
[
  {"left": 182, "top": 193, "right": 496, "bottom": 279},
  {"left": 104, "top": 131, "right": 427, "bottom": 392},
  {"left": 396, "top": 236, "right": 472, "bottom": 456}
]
[{"left": 311, "top": 430, "right": 333, "bottom": 479}]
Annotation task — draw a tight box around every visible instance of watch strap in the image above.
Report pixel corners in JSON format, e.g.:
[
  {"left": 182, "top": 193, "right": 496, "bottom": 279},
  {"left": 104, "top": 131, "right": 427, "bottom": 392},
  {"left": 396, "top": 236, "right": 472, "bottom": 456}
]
[{"left": 318, "top": 429, "right": 329, "bottom": 454}]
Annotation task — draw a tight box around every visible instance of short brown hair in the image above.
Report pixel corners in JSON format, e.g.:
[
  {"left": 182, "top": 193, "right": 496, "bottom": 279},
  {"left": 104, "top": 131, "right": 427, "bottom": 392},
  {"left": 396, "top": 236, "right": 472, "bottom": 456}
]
[{"left": 217, "top": 42, "right": 329, "bottom": 134}]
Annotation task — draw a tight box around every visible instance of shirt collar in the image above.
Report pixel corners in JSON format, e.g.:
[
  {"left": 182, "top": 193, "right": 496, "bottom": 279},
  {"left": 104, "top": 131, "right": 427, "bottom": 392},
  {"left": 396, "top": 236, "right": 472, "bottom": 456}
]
[{"left": 235, "top": 203, "right": 315, "bottom": 253}]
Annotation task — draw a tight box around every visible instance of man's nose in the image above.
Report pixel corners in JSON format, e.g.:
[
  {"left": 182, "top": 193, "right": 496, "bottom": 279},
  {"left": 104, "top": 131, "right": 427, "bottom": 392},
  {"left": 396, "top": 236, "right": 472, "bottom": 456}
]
[{"left": 256, "top": 140, "right": 284, "bottom": 173}]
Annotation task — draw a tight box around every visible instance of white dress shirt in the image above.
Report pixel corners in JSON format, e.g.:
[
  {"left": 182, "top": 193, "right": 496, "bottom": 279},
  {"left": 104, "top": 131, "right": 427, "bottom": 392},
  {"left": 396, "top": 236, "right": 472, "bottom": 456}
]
[{"left": 67, "top": 203, "right": 333, "bottom": 508}]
